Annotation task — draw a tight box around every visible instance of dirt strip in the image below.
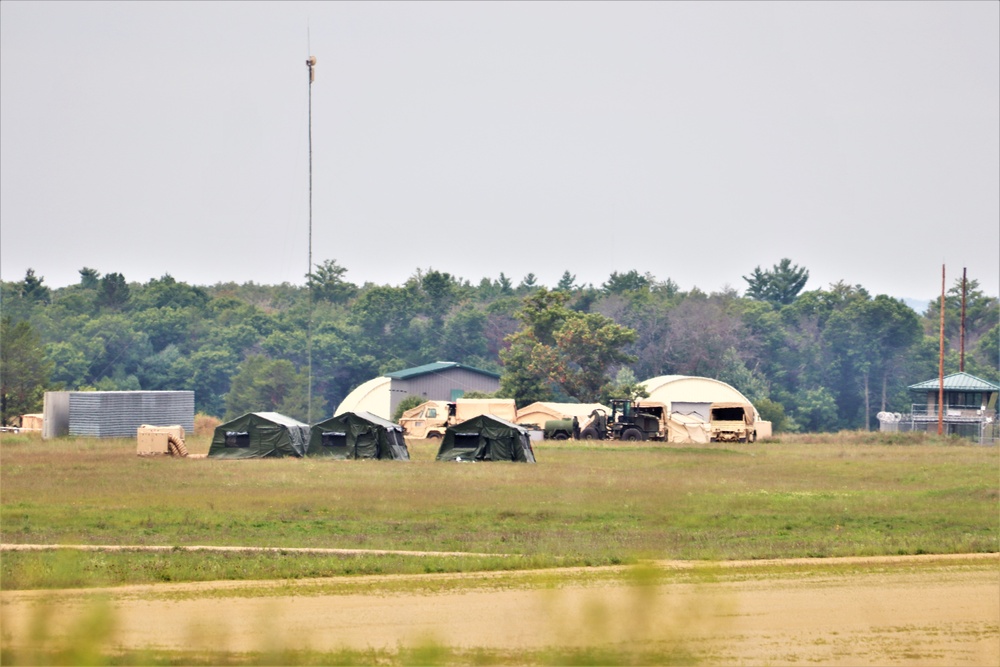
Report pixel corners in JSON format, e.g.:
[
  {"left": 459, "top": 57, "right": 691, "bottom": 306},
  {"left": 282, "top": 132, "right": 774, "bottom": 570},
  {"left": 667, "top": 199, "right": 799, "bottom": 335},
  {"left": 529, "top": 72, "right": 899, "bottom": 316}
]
[
  {"left": 2, "top": 553, "right": 997, "bottom": 665},
  {"left": 3, "top": 542, "right": 993, "bottom": 566}
]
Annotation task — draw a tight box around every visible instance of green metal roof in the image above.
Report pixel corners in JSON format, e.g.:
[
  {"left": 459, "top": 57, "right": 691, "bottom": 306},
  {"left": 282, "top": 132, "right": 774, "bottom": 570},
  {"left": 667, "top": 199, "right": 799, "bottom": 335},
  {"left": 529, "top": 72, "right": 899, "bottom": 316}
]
[
  {"left": 908, "top": 372, "right": 999, "bottom": 392},
  {"left": 384, "top": 361, "right": 501, "bottom": 380}
]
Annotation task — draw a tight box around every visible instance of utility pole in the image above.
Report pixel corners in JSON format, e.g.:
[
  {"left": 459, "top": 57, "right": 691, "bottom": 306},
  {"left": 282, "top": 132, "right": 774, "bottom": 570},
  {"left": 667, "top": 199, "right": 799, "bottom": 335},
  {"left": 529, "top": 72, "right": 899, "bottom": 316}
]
[{"left": 306, "top": 53, "right": 316, "bottom": 424}]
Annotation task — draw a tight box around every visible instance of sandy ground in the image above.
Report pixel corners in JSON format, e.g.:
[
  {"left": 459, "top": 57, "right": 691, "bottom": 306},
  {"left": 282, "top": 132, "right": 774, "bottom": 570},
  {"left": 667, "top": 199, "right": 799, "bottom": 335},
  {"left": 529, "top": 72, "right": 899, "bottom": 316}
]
[{"left": 2, "top": 553, "right": 998, "bottom": 665}]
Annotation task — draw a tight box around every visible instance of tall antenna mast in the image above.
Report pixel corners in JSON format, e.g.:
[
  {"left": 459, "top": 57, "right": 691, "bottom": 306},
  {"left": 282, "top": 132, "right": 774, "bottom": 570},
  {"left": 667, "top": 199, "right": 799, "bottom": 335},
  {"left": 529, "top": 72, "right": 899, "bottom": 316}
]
[
  {"left": 960, "top": 267, "right": 967, "bottom": 373},
  {"left": 938, "top": 264, "right": 945, "bottom": 436},
  {"left": 306, "top": 44, "right": 316, "bottom": 424}
]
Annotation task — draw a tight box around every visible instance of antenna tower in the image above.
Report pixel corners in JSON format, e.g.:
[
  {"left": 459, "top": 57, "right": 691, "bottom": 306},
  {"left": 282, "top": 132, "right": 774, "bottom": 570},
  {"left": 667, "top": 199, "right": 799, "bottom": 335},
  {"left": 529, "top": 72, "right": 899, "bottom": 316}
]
[{"left": 306, "top": 49, "right": 316, "bottom": 423}]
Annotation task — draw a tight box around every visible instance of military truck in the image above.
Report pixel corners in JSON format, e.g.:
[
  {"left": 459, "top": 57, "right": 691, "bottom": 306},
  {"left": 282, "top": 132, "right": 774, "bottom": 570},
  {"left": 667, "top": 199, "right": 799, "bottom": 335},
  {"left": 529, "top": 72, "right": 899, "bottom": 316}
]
[
  {"left": 398, "top": 398, "right": 517, "bottom": 439},
  {"left": 578, "top": 399, "right": 668, "bottom": 441},
  {"left": 709, "top": 402, "right": 756, "bottom": 443}
]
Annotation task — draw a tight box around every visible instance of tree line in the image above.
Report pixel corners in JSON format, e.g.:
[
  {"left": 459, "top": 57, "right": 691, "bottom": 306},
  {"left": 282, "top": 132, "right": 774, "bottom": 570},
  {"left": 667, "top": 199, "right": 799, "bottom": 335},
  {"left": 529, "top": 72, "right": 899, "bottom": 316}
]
[{"left": 1, "top": 259, "right": 996, "bottom": 432}]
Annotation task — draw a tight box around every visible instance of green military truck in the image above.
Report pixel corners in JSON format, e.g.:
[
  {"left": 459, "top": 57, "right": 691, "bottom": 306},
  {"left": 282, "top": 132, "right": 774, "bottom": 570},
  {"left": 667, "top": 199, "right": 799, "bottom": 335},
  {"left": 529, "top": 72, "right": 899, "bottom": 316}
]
[{"left": 543, "top": 417, "right": 580, "bottom": 440}]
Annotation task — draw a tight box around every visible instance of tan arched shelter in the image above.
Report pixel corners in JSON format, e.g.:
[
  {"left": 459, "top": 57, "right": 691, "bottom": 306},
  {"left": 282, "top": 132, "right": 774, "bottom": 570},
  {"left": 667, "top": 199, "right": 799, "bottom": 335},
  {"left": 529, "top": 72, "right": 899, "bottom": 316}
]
[
  {"left": 334, "top": 377, "right": 392, "bottom": 420},
  {"left": 641, "top": 375, "right": 772, "bottom": 440}
]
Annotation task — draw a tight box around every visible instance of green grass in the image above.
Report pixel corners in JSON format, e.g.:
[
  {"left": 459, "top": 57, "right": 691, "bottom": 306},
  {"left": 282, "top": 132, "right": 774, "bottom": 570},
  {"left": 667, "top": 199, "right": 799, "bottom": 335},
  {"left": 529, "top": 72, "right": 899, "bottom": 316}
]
[
  {"left": 1, "top": 432, "right": 997, "bottom": 590},
  {"left": 0, "top": 550, "right": 573, "bottom": 591}
]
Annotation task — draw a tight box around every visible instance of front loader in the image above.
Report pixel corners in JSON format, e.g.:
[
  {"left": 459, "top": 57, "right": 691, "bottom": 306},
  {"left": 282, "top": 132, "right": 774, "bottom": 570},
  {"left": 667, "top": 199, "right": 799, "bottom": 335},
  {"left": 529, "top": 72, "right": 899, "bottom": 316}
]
[{"left": 579, "top": 399, "right": 666, "bottom": 441}]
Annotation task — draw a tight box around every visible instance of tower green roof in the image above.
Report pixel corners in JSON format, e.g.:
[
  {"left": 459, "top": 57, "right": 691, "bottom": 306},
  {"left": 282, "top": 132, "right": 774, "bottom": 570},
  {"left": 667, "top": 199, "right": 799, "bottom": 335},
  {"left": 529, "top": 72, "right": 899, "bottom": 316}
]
[{"left": 908, "top": 372, "right": 999, "bottom": 392}]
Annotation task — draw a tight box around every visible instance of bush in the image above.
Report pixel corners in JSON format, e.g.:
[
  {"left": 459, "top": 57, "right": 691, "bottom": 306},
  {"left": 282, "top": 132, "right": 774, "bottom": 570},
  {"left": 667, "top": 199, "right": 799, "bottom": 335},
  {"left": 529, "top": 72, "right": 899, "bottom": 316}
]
[{"left": 194, "top": 413, "right": 221, "bottom": 436}]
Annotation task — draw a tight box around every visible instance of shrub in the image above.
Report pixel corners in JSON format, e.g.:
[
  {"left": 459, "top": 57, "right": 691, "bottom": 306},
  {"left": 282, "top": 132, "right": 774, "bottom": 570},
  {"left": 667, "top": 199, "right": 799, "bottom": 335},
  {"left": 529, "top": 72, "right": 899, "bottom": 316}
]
[{"left": 194, "top": 413, "right": 221, "bottom": 436}]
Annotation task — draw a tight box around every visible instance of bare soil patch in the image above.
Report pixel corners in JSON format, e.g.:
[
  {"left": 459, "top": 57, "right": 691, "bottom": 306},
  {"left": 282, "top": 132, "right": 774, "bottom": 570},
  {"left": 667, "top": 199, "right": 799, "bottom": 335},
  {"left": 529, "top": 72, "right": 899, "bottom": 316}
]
[{"left": 2, "top": 554, "right": 997, "bottom": 665}]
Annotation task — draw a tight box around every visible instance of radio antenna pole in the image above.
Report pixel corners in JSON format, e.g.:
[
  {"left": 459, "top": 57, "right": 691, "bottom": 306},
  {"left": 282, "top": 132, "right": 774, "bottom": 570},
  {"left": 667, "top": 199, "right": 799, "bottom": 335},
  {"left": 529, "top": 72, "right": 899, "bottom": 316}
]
[{"left": 306, "top": 42, "right": 316, "bottom": 424}]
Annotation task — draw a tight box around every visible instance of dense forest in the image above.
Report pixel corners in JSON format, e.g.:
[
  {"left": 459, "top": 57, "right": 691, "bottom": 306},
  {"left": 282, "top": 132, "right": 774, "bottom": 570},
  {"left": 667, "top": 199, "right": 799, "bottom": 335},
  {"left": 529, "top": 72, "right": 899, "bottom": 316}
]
[{"left": 1, "top": 259, "right": 997, "bottom": 433}]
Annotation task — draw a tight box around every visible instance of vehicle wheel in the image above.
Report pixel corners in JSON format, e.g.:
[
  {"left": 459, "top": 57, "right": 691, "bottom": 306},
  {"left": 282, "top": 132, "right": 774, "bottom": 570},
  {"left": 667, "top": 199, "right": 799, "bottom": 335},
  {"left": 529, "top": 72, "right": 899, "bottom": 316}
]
[
  {"left": 581, "top": 428, "right": 599, "bottom": 440},
  {"left": 552, "top": 433, "right": 569, "bottom": 441},
  {"left": 427, "top": 432, "right": 442, "bottom": 439},
  {"left": 621, "top": 427, "right": 644, "bottom": 441}
]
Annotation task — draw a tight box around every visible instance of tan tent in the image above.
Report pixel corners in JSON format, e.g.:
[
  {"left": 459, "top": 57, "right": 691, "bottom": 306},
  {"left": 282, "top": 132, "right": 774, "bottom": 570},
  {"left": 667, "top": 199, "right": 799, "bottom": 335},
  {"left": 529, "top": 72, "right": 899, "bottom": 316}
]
[
  {"left": 454, "top": 399, "right": 517, "bottom": 422},
  {"left": 665, "top": 413, "right": 710, "bottom": 443},
  {"left": 514, "top": 402, "right": 609, "bottom": 430}
]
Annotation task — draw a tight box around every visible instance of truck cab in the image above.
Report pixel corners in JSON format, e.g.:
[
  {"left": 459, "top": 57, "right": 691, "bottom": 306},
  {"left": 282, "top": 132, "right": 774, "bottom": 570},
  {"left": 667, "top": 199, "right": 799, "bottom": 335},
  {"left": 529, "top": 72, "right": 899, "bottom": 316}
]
[{"left": 398, "top": 400, "right": 452, "bottom": 439}]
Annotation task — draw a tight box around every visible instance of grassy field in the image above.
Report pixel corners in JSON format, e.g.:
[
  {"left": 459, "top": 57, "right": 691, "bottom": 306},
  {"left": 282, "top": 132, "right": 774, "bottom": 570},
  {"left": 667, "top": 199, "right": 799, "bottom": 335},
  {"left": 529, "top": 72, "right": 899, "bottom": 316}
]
[{"left": 1, "top": 430, "right": 996, "bottom": 590}]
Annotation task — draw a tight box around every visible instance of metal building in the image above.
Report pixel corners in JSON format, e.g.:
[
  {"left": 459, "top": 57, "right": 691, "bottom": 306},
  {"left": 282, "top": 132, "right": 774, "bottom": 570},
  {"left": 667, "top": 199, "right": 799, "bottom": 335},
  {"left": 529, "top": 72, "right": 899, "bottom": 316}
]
[
  {"left": 43, "top": 391, "right": 195, "bottom": 439},
  {"left": 336, "top": 362, "right": 501, "bottom": 420}
]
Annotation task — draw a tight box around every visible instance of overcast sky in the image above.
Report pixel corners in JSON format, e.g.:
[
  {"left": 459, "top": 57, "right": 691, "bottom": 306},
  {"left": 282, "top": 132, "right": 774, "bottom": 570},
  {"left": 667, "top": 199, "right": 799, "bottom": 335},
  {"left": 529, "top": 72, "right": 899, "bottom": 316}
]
[{"left": 2, "top": 1, "right": 997, "bottom": 301}]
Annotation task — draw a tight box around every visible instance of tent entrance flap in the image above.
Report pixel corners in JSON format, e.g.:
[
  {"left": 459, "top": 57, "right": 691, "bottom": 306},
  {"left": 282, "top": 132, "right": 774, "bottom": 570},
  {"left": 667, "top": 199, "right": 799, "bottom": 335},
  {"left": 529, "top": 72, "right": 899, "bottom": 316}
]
[
  {"left": 354, "top": 431, "right": 378, "bottom": 459},
  {"left": 225, "top": 431, "right": 249, "bottom": 448},
  {"left": 254, "top": 426, "right": 285, "bottom": 456}
]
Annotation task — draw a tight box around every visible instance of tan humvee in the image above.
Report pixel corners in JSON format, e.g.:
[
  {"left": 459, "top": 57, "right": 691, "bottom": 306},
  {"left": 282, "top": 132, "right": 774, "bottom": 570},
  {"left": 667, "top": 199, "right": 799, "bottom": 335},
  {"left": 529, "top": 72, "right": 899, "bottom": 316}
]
[{"left": 398, "top": 398, "right": 517, "bottom": 439}]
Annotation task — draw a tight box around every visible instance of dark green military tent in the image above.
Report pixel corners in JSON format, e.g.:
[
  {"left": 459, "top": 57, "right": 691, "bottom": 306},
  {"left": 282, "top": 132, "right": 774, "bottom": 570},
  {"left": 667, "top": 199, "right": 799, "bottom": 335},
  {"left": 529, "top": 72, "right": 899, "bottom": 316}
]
[
  {"left": 308, "top": 411, "right": 410, "bottom": 460},
  {"left": 208, "top": 412, "right": 310, "bottom": 459},
  {"left": 436, "top": 414, "right": 536, "bottom": 462}
]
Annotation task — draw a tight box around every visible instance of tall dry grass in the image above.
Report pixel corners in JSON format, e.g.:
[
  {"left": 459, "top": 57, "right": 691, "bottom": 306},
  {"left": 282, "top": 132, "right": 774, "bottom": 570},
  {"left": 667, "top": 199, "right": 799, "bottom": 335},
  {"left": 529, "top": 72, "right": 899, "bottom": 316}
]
[{"left": 193, "top": 413, "right": 221, "bottom": 437}]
